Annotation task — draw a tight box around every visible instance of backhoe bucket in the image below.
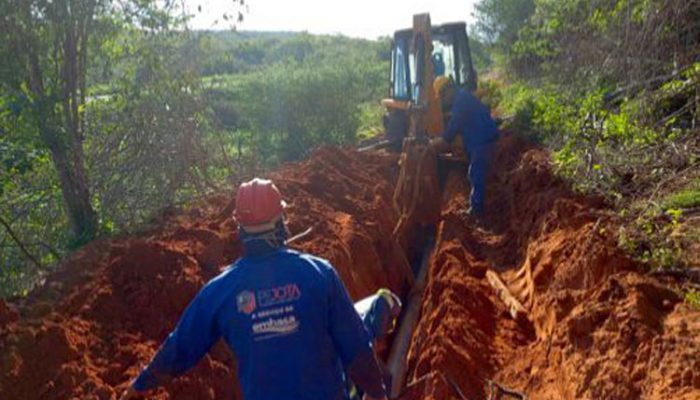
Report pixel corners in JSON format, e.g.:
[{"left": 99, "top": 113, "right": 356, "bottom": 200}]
[{"left": 392, "top": 137, "right": 441, "bottom": 239}]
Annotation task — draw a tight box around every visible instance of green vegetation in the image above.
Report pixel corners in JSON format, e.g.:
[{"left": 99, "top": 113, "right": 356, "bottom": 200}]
[
  {"left": 202, "top": 34, "right": 387, "bottom": 165},
  {"left": 662, "top": 182, "right": 700, "bottom": 211},
  {"left": 617, "top": 205, "right": 685, "bottom": 271},
  {"left": 0, "top": 1, "right": 388, "bottom": 297},
  {"left": 686, "top": 288, "right": 700, "bottom": 310},
  {"left": 471, "top": 0, "right": 699, "bottom": 271}
]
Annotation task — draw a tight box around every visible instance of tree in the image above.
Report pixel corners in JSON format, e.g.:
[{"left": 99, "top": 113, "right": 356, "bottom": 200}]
[
  {"left": 0, "top": 0, "right": 195, "bottom": 243},
  {"left": 473, "top": 0, "right": 535, "bottom": 51},
  {"left": 0, "top": 0, "right": 109, "bottom": 243}
]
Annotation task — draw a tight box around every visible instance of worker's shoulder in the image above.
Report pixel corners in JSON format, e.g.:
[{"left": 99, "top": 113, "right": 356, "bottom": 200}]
[
  {"left": 290, "top": 250, "right": 334, "bottom": 270},
  {"left": 279, "top": 249, "right": 340, "bottom": 281},
  {"left": 456, "top": 88, "right": 478, "bottom": 103},
  {"left": 203, "top": 253, "right": 270, "bottom": 285},
  {"left": 199, "top": 263, "right": 243, "bottom": 293},
  {"left": 224, "top": 248, "right": 334, "bottom": 272}
]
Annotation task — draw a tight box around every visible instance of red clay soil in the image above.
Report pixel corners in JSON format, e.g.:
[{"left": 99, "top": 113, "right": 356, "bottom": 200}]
[
  {"left": 0, "top": 147, "right": 413, "bottom": 400},
  {"left": 2, "top": 137, "right": 700, "bottom": 400},
  {"left": 402, "top": 134, "right": 700, "bottom": 400}
]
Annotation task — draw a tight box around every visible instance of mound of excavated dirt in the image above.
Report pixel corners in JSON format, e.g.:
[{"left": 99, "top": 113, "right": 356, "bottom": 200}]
[
  {"left": 498, "top": 272, "right": 700, "bottom": 400},
  {"left": 403, "top": 134, "right": 700, "bottom": 400},
  {"left": 270, "top": 147, "right": 414, "bottom": 299},
  {"left": 0, "top": 147, "right": 412, "bottom": 400}
]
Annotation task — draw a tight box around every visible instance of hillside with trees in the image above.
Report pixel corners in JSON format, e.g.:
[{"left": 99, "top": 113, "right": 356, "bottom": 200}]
[
  {"left": 1, "top": 2, "right": 388, "bottom": 296},
  {"left": 474, "top": 0, "right": 700, "bottom": 283}
]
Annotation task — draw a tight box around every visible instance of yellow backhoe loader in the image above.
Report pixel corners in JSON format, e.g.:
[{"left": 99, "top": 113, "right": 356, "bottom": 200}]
[
  {"left": 358, "top": 14, "right": 477, "bottom": 154},
  {"left": 383, "top": 14, "right": 477, "bottom": 151},
  {"left": 389, "top": 13, "right": 477, "bottom": 238}
]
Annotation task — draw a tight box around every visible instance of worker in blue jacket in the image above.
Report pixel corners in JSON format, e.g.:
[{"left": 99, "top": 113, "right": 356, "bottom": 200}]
[
  {"left": 120, "top": 178, "right": 388, "bottom": 400},
  {"left": 431, "top": 78, "right": 499, "bottom": 218}
]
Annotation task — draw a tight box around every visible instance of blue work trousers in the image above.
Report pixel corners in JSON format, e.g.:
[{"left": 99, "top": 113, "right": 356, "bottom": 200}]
[{"left": 467, "top": 142, "right": 494, "bottom": 215}]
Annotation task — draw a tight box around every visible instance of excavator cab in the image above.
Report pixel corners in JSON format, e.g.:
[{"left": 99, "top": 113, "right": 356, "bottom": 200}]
[
  {"left": 357, "top": 15, "right": 477, "bottom": 152},
  {"left": 383, "top": 18, "right": 477, "bottom": 150}
]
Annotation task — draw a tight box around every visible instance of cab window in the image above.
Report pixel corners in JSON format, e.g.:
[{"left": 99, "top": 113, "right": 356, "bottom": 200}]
[
  {"left": 391, "top": 37, "right": 410, "bottom": 101},
  {"left": 432, "top": 34, "right": 457, "bottom": 82}
]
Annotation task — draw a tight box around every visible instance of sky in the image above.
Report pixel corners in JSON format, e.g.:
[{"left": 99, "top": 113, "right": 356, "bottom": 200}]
[{"left": 185, "top": 0, "right": 478, "bottom": 39}]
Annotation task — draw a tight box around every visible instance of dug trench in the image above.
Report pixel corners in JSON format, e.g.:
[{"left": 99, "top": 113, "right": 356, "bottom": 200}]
[{"left": 1, "top": 135, "right": 699, "bottom": 399}]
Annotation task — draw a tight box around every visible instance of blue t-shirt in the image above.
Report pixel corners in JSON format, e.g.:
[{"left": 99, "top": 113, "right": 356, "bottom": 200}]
[
  {"left": 443, "top": 89, "right": 499, "bottom": 150},
  {"left": 134, "top": 248, "right": 373, "bottom": 400}
]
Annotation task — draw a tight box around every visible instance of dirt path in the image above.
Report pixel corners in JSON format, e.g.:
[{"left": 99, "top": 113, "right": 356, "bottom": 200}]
[{"left": 1, "top": 137, "right": 698, "bottom": 399}]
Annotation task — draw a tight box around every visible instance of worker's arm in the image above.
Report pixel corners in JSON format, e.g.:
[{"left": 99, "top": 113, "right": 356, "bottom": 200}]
[
  {"left": 442, "top": 91, "right": 470, "bottom": 145},
  {"left": 128, "top": 283, "right": 222, "bottom": 393},
  {"left": 326, "top": 266, "right": 387, "bottom": 399}
]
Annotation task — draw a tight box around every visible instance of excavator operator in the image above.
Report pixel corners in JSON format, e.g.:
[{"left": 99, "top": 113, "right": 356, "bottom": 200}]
[{"left": 120, "top": 178, "right": 388, "bottom": 400}]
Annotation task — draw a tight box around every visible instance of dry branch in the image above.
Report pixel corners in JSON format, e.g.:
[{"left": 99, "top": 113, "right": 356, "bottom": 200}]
[{"left": 0, "top": 215, "right": 43, "bottom": 269}]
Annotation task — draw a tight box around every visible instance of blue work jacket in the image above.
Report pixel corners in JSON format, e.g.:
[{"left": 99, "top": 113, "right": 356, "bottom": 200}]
[
  {"left": 443, "top": 89, "right": 499, "bottom": 150},
  {"left": 133, "top": 247, "right": 373, "bottom": 400}
]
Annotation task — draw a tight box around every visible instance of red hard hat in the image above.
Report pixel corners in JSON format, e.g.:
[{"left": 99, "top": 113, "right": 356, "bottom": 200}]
[{"left": 234, "top": 178, "right": 286, "bottom": 232}]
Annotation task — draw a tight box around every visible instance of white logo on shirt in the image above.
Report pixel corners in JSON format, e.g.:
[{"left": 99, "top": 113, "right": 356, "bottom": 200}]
[{"left": 252, "top": 315, "right": 300, "bottom": 340}]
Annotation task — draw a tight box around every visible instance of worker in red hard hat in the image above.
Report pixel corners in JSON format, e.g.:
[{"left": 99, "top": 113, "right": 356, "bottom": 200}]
[{"left": 120, "top": 178, "right": 388, "bottom": 400}]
